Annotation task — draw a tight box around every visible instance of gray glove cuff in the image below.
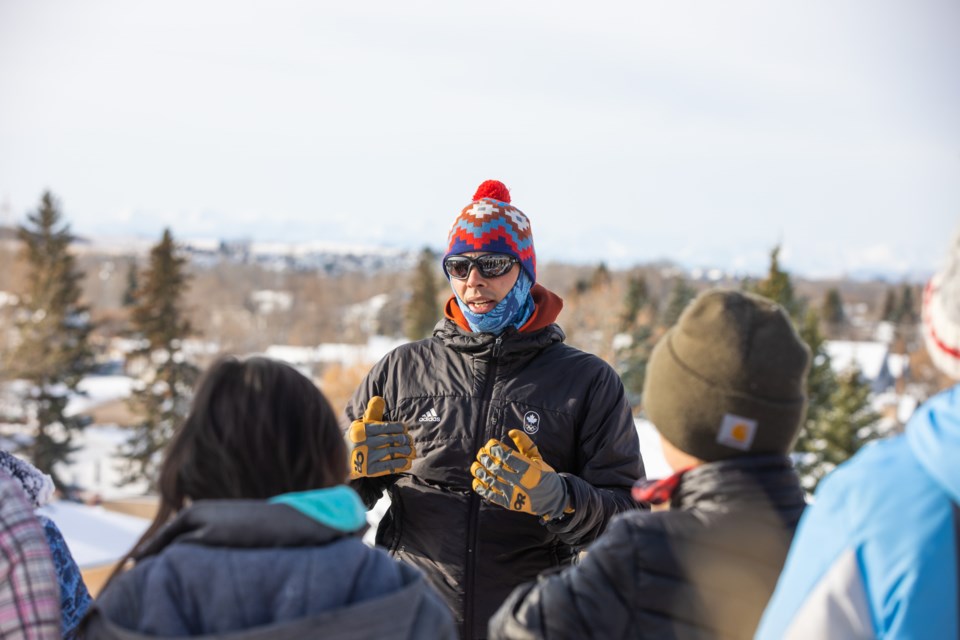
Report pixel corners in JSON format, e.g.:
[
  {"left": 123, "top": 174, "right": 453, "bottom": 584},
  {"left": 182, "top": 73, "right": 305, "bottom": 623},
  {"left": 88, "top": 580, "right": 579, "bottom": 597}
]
[{"left": 539, "top": 474, "right": 570, "bottom": 522}]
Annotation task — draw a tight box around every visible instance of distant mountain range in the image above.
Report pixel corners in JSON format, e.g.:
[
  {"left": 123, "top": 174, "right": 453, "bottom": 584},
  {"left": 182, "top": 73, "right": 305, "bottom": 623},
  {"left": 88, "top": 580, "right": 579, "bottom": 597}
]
[{"left": 0, "top": 225, "right": 931, "bottom": 283}]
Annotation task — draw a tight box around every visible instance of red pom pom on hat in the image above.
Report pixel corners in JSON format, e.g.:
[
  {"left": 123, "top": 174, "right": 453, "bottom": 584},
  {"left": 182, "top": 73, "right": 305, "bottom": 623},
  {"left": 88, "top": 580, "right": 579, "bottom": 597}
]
[{"left": 473, "top": 180, "right": 511, "bottom": 203}]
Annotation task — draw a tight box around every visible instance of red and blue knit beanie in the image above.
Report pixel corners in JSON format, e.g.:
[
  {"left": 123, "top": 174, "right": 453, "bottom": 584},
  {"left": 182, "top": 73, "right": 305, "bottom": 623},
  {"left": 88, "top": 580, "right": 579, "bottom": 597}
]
[{"left": 444, "top": 180, "right": 536, "bottom": 284}]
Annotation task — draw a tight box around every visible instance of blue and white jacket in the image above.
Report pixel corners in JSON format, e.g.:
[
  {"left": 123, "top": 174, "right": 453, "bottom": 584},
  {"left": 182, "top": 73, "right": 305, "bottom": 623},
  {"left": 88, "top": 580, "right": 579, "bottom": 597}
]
[{"left": 756, "top": 384, "right": 960, "bottom": 639}]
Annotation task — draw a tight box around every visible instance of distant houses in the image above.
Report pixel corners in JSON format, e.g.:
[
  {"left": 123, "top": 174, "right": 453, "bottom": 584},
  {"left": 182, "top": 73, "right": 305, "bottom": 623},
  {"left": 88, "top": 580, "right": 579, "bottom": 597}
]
[
  {"left": 823, "top": 338, "right": 916, "bottom": 429},
  {"left": 823, "top": 340, "right": 910, "bottom": 394}
]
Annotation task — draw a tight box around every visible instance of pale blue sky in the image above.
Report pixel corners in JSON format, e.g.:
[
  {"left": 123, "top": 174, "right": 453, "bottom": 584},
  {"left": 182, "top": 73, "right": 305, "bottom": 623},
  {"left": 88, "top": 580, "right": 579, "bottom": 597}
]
[{"left": 1, "top": 0, "right": 957, "bottom": 279}]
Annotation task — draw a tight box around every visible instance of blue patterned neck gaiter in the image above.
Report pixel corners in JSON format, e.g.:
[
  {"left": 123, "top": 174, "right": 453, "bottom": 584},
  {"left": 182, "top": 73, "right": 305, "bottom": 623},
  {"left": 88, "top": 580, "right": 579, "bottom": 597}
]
[{"left": 454, "top": 271, "right": 535, "bottom": 335}]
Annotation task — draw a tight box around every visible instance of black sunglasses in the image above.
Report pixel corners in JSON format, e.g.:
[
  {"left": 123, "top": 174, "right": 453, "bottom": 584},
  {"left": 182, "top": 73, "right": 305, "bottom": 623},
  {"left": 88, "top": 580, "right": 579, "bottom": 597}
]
[{"left": 443, "top": 254, "right": 519, "bottom": 280}]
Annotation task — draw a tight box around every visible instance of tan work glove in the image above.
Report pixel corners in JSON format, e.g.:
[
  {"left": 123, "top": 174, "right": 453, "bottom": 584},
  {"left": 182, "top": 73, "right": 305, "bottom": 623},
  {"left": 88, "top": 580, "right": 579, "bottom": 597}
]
[
  {"left": 470, "top": 429, "right": 571, "bottom": 522},
  {"left": 348, "top": 396, "right": 415, "bottom": 480}
]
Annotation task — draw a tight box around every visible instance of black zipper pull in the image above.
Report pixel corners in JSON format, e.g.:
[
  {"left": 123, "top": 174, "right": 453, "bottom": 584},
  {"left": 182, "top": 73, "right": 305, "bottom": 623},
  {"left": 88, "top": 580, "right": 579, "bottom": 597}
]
[{"left": 493, "top": 336, "right": 503, "bottom": 358}]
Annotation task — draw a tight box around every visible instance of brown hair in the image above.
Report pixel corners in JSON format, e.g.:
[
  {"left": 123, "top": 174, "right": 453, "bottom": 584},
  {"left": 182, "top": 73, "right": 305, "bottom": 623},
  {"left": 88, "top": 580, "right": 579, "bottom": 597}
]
[{"left": 101, "top": 355, "right": 347, "bottom": 590}]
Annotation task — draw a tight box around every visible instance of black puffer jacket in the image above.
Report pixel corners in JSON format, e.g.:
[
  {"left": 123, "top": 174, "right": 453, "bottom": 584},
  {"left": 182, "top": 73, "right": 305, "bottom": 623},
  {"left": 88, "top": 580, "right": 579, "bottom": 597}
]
[
  {"left": 488, "top": 456, "right": 806, "bottom": 640},
  {"left": 347, "top": 301, "right": 644, "bottom": 639}
]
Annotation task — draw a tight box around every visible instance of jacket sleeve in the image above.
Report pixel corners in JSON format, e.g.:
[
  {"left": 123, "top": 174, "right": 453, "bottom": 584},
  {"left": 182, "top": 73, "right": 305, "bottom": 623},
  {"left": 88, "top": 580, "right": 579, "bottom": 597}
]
[
  {"left": 489, "top": 516, "right": 638, "bottom": 640},
  {"left": 757, "top": 547, "right": 874, "bottom": 640},
  {"left": 544, "top": 362, "right": 645, "bottom": 546},
  {"left": 755, "top": 458, "right": 877, "bottom": 640},
  {"left": 39, "top": 515, "right": 92, "bottom": 637},
  {"left": 0, "top": 480, "right": 60, "bottom": 640},
  {"left": 345, "top": 355, "right": 403, "bottom": 509},
  {"left": 88, "top": 569, "right": 142, "bottom": 632}
]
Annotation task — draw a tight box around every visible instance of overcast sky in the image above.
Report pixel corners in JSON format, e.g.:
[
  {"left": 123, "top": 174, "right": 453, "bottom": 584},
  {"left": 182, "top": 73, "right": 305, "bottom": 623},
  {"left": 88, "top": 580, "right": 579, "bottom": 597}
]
[{"left": 1, "top": 0, "right": 958, "bottom": 279}]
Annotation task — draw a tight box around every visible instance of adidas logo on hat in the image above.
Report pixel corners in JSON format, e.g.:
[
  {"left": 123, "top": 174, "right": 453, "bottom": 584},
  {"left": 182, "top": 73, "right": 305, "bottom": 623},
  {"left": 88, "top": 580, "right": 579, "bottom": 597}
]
[{"left": 418, "top": 408, "right": 441, "bottom": 423}]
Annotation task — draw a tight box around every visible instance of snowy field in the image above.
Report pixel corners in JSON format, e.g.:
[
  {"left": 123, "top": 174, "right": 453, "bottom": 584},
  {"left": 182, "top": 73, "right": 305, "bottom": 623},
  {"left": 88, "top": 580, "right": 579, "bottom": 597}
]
[
  {"left": 39, "top": 501, "right": 151, "bottom": 568},
  {"left": 65, "top": 375, "right": 136, "bottom": 419},
  {"left": 58, "top": 424, "right": 150, "bottom": 499}
]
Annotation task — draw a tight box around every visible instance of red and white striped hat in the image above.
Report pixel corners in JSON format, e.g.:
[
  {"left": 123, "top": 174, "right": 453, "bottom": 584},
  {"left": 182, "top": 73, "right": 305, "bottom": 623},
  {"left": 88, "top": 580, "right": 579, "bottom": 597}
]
[{"left": 923, "top": 230, "right": 960, "bottom": 380}]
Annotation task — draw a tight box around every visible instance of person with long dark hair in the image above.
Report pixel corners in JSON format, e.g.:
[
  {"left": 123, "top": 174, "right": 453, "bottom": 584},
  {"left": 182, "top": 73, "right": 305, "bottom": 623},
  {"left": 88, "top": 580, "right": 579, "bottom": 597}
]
[{"left": 82, "top": 356, "right": 455, "bottom": 639}]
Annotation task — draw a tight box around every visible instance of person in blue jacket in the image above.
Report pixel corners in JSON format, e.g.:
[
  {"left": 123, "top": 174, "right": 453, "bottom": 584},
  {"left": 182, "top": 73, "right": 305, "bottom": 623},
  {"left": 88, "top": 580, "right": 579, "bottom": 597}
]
[
  {"left": 82, "top": 355, "right": 455, "bottom": 639},
  {"left": 757, "top": 229, "right": 960, "bottom": 639}
]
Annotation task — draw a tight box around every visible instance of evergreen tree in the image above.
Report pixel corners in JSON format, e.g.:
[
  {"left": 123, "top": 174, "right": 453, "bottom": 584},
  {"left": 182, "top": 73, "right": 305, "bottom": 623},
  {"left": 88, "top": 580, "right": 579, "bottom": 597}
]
[
  {"left": 620, "top": 272, "right": 650, "bottom": 332},
  {"left": 616, "top": 272, "right": 655, "bottom": 407},
  {"left": 122, "top": 228, "right": 199, "bottom": 488},
  {"left": 404, "top": 247, "right": 440, "bottom": 341},
  {"left": 750, "top": 246, "right": 879, "bottom": 491},
  {"left": 659, "top": 278, "right": 697, "bottom": 328},
  {"left": 795, "top": 367, "right": 881, "bottom": 490},
  {"left": 13, "top": 192, "right": 94, "bottom": 486},
  {"left": 752, "top": 245, "right": 801, "bottom": 318},
  {"left": 590, "top": 262, "right": 612, "bottom": 289},
  {"left": 617, "top": 324, "right": 654, "bottom": 408},
  {"left": 895, "top": 283, "right": 918, "bottom": 325},
  {"left": 881, "top": 287, "right": 897, "bottom": 322},
  {"left": 121, "top": 258, "right": 138, "bottom": 307},
  {"left": 790, "top": 308, "right": 841, "bottom": 488},
  {"left": 797, "top": 309, "right": 836, "bottom": 416},
  {"left": 574, "top": 278, "right": 591, "bottom": 296},
  {"left": 822, "top": 288, "right": 844, "bottom": 326}
]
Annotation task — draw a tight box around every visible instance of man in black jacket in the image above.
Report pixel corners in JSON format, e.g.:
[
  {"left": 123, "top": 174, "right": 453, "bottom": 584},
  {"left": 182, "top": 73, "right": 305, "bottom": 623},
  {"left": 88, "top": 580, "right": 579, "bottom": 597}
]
[
  {"left": 346, "top": 180, "right": 644, "bottom": 639},
  {"left": 489, "top": 289, "right": 810, "bottom": 640}
]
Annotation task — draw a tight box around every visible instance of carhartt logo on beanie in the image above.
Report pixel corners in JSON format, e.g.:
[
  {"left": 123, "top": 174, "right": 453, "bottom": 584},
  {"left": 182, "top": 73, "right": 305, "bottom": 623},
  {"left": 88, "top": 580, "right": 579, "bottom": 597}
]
[
  {"left": 922, "top": 229, "right": 960, "bottom": 380},
  {"left": 444, "top": 180, "right": 536, "bottom": 284},
  {"left": 642, "top": 289, "right": 811, "bottom": 462}
]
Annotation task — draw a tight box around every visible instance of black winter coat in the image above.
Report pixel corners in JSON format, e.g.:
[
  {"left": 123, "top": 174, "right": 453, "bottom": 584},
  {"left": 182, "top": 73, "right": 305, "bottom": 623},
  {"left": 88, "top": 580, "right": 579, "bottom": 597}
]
[
  {"left": 347, "top": 314, "right": 644, "bottom": 639},
  {"left": 488, "top": 456, "right": 807, "bottom": 640}
]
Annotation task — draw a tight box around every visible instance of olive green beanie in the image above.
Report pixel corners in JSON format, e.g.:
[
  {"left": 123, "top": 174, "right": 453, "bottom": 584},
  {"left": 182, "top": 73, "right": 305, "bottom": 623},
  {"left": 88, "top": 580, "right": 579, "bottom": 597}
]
[{"left": 643, "top": 289, "right": 811, "bottom": 462}]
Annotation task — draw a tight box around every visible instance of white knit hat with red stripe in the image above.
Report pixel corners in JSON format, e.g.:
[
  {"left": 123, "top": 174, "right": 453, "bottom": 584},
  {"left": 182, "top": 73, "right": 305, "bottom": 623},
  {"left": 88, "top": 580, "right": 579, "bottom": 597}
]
[{"left": 923, "top": 229, "right": 960, "bottom": 380}]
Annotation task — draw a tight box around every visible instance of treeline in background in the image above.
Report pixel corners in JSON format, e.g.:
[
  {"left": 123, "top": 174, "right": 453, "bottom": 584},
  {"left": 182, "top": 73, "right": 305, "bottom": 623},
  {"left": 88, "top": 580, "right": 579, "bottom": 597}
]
[{"left": 0, "top": 191, "right": 947, "bottom": 496}]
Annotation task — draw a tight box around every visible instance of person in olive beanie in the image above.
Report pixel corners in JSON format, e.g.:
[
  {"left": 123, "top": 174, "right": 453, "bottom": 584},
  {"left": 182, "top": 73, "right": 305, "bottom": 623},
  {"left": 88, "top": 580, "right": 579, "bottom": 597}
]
[
  {"left": 643, "top": 288, "right": 810, "bottom": 462},
  {"left": 490, "top": 289, "right": 810, "bottom": 640}
]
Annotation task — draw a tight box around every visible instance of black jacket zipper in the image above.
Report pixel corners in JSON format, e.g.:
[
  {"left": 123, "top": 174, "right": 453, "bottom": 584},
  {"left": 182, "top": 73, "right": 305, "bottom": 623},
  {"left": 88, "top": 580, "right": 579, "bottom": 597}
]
[{"left": 463, "top": 335, "right": 503, "bottom": 639}]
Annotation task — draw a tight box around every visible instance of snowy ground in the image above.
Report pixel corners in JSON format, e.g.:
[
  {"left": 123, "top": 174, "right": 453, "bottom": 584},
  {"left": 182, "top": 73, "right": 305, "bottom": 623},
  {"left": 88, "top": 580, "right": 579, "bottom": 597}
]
[
  {"left": 635, "top": 419, "right": 669, "bottom": 479},
  {"left": 39, "top": 501, "right": 150, "bottom": 569},
  {"left": 58, "top": 424, "right": 150, "bottom": 499},
  {"left": 65, "top": 375, "right": 136, "bottom": 418}
]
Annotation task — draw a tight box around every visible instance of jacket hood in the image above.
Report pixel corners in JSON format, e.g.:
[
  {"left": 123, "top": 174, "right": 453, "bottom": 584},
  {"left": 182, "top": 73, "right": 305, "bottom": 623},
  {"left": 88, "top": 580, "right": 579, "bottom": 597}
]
[
  {"left": 906, "top": 383, "right": 960, "bottom": 504},
  {"left": 87, "top": 562, "right": 446, "bottom": 640},
  {"left": 0, "top": 450, "right": 55, "bottom": 507},
  {"left": 443, "top": 283, "right": 563, "bottom": 333},
  {"left": 85, "top": 494, "right": 456, "bottom": 639},
  {"left": 133, "top": 492, "right": 365, "bottom": 561},
  {"left": 672, "top": 455, "right": 806, "bottom": 519}
]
